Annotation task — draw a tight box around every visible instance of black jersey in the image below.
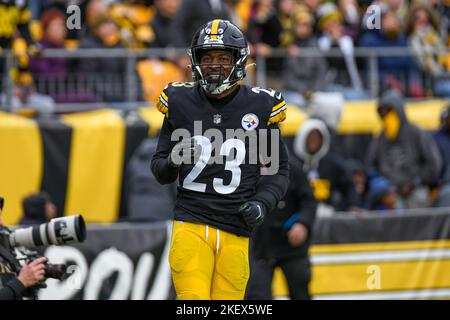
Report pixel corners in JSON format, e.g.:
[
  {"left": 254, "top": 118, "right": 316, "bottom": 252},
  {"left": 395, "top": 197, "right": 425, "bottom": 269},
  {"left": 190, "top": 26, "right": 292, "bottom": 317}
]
[
  {"left": 151, "top": 82, "right": 289, "bottom": 237},
  {"left": 0, "top": 0, "right": 32, "bottom": 49}
]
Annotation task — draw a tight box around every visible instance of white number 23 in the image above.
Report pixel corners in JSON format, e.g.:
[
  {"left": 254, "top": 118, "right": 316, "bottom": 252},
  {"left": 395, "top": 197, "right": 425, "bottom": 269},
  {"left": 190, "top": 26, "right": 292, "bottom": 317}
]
[{"left": 183, "top": 136, "right": 245, "bottom": 195}]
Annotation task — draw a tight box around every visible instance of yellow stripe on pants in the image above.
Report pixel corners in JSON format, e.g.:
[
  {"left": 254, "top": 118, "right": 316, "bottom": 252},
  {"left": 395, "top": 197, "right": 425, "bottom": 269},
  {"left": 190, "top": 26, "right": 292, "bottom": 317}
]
[
  {"left": 62, "top": 109, "right": 125, "bottom": 223},
  {"left": 0, "top": 112, "right": 43, "bottom": 225}
]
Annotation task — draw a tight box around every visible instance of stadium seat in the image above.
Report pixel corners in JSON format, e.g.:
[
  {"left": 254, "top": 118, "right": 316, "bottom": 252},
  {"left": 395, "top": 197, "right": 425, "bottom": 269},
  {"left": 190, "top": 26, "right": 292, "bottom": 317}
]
[{"left": 137, "top": 59, "right": 183, "bottom": 104}]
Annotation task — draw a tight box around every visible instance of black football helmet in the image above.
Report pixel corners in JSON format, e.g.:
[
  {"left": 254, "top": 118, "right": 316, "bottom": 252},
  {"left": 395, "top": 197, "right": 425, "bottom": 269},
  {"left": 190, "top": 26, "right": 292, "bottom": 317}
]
[{"left": 188, "top": 19, "right": 250, "bottom": 95}]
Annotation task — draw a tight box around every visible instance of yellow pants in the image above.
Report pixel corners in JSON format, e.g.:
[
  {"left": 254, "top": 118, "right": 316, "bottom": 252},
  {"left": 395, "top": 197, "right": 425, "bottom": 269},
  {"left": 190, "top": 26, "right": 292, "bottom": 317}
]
[{"left": 169, "top": 220, "right": 250, "bottom": 300}]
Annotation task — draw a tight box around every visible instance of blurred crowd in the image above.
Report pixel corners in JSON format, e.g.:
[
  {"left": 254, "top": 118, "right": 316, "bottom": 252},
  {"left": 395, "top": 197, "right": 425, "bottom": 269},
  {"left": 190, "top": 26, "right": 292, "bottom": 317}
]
[
  {"left": 3, "top": 0, "right": 450, "bottom": 107},
  {"left": 1, "top": 0, "right": 450, "bottom": 217},
  {"left": 124, "top": 92, "right": 450, "bottom": 220}
]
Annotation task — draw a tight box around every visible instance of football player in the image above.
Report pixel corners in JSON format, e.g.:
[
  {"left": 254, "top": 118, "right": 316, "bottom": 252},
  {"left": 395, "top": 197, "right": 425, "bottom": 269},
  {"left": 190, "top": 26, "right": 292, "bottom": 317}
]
[{"left": 151, "top": 19, "right": 289, "bottom": 300}]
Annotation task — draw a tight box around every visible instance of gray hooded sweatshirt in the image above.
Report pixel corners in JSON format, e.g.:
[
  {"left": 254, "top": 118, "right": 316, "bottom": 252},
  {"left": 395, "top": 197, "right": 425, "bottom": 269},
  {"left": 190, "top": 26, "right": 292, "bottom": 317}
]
[{"left": 366, "top": 90, "right": 442, "bottom": 186}]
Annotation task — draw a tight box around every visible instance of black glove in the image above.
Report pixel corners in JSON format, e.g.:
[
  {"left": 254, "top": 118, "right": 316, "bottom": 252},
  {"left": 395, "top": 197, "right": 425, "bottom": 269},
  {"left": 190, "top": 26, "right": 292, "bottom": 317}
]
[
  {"left": 239, "top": 201, "right": 266, "bottom": 229},
  {"left": 168, "top": 138, "right": 202, "bottom": 168}
]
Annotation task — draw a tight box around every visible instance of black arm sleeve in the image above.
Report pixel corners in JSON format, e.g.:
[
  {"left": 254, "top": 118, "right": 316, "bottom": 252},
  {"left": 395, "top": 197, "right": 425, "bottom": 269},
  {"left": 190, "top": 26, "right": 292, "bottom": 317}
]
[
  {"left": 151, "top": 117, "right": 179, "bottom": 185},
  {"left": 253, "top": 127, "right": 290, "bottom": 213},
  {"left": 0, "top": 278, "right": 25, "bottom": 300}
]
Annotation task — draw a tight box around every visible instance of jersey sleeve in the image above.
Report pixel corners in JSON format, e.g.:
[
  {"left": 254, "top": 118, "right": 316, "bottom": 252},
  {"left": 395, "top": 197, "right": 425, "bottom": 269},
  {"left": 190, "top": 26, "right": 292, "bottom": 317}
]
[
  {"left": 267, "top": 92, "right": 287, "bottom": 125},
  {"left": 156, "top": 84, "right": 170, "bottom": 116}
]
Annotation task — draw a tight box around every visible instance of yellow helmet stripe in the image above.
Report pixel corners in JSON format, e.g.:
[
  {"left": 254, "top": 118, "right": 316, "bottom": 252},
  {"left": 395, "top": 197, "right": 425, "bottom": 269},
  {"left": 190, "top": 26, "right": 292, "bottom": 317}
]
[{"left": 210, "top": 19, "right": 221, "bottom": 40}]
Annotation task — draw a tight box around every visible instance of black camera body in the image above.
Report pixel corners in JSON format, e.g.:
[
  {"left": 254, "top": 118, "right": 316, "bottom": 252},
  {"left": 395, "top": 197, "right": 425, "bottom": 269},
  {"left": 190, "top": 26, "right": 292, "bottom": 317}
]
[{"left": 27, "top": 254, "right": 67, "bottom": 280}]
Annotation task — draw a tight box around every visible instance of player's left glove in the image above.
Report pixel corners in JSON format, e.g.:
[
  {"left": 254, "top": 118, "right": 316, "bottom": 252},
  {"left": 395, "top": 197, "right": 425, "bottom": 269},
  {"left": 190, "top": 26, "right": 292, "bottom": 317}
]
[{"left": 239, "top": 201, "right": 266, "bottom": 229}]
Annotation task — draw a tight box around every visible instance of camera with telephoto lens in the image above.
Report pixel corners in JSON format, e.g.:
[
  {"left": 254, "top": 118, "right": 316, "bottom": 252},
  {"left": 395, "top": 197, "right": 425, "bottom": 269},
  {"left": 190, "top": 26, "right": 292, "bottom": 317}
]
[
  {"left": 9, "top": 215, "right": 86, "bottom": 249},
  {"left": 10, "top": 215, "right": 86, "bottom": 281}
]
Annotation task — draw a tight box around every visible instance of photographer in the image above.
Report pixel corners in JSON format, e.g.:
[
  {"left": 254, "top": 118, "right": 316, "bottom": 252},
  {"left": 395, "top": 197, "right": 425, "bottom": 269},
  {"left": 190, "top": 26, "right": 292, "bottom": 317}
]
[{"left": 0, "top": 196, "right": 47, "bottom": 300}]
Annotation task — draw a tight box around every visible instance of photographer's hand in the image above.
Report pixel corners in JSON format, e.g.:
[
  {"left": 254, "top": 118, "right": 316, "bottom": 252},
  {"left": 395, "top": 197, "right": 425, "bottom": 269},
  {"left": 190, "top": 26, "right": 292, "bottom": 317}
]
[{"left": 17, "top": 257, "right": 47, "bottom": 288}]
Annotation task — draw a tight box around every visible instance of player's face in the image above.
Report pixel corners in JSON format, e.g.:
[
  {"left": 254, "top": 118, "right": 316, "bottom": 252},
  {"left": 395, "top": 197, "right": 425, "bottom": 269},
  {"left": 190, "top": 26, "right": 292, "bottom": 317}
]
[{"left": 200, "top": 50, "right": 234, "bottom": 82}]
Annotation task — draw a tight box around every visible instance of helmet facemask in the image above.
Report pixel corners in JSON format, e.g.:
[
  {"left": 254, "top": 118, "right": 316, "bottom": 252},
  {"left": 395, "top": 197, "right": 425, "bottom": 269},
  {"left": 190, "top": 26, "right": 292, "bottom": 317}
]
[{"left": 188, "top": 46, "right": 248, "bottom": 95}]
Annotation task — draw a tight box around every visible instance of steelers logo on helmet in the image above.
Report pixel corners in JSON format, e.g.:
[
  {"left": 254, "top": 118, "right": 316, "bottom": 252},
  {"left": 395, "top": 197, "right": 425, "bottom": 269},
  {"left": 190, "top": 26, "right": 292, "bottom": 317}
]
[
  {"left": 242, "top": 113, "right": 259, "bottom": 131},
  {"left": 188, "top": 19, "right": 250, "bottom": 95},
  {"left": 204, "top": 27, "right": 224, "bottom": 44}
]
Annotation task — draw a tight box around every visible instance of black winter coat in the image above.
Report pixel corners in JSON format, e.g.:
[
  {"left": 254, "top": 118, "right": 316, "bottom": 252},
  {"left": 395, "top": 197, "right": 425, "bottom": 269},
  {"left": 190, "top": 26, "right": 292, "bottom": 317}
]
[{"left": 253, "top": 157, "right": 317, "bottom": 260}]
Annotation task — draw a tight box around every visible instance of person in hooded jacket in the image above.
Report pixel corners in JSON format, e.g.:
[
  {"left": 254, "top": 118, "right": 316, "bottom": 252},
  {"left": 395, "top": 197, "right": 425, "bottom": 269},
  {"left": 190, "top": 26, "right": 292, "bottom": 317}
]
[
  {"left": 293, "top": 118, "right": 359, "bottom": 213},
  {"left": 245, "top": 153, "right": 317, "bottom": 300},
  {"left": 366, "top": 89, "right": 442, "bottom": 209},
  {"left": 307, "top": 92, "right": 344, "bottom": 157}
]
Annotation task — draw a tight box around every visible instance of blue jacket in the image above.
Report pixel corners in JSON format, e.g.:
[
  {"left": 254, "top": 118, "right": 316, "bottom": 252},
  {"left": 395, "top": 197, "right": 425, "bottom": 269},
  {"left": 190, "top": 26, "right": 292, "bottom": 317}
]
[{"left": 358, "top": 30, "right": 414, "bottom": 73}]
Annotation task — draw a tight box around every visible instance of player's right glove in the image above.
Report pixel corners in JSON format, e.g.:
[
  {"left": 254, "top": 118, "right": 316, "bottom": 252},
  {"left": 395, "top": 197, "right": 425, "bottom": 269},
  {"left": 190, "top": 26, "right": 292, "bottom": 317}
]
[
  {"left": 239, "top": 201, "right": 266, "bottom": 230},
  {"left": 168, "top": 138, "right": 202, "bottom": 168}
]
